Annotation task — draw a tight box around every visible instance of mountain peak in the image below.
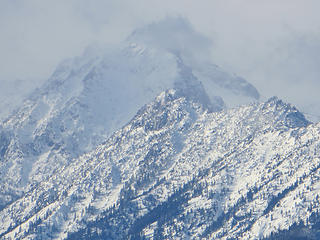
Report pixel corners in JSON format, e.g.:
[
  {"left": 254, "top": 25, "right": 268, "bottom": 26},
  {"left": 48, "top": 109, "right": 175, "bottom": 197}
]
[
  {"left": 0, "top": 18, "right": 261, "bottom": 223},
  {"left": 1, "top": 90, "right": 319, "bottom": 239},
  {"left": 262, "top": 96, "right": 311, "bottom": 129},
  {"left": 128, "top": 16, "right": 211, "bottom": 55}
]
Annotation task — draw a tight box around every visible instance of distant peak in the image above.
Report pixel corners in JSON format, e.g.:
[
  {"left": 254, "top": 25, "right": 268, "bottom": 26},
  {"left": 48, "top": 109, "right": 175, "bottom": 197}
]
[{"left": 127, "top": 16, "right": 211, "bottom": 59}]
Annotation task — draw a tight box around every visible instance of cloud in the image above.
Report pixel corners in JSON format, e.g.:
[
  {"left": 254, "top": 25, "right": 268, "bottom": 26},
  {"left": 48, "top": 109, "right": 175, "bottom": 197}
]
[
  {"left": 0, "top": 1, "right": 92, "bottom": 82},
  {"left": 1, "top": 0, "right": 320, "bottom": 120}
]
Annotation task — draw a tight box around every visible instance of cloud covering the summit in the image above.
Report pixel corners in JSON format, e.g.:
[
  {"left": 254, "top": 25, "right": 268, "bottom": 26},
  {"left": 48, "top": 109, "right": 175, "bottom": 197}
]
[{"left": 1, "top": 0, "right": 320, "bottom": 120}]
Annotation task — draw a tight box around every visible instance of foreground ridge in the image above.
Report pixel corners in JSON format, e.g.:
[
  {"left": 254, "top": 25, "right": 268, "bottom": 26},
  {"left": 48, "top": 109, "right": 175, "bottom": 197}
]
[{"left": 1, "top": 89, "right": 319, "bottom": 239}]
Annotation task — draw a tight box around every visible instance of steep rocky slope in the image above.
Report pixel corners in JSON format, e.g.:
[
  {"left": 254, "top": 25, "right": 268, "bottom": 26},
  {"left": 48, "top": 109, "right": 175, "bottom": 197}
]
[
  {"left": 2, "top": 18, "right": 317, "bottom": 240},
  {"left": 1, "top": 89, "right": 319, "bottom": 239},
  {"left": 0, "top": 18, "right": 259, "bottom": 211}
]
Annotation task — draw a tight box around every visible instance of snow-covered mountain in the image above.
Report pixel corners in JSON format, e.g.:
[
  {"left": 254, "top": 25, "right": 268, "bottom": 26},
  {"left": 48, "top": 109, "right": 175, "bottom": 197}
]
[
  {"left": 3, "top": 17, "right": 319, "bottom": 240},
  {"left": 0, "top": 18, "right": 259, "bottom": 211},
  {"left": 1, "top": 88, "right": 319, "bottom": 239}
]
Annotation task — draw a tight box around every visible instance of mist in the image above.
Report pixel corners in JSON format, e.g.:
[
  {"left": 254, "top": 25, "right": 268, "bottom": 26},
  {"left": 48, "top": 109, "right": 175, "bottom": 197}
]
[{"left": 1, "top": 0, "right": 320, "bottom": 120}]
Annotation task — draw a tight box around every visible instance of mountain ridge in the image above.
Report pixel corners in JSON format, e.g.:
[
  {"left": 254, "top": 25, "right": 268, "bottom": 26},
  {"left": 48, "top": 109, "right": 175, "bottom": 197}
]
[
  {"left": 0, "top": 88, "right": 317, "bottom": 239},
  {"left": 0, "top": 18, "right": 260, "bottom": 211},
  {"left": 2, "top": 17, "right": 319, "bottom": 240}
]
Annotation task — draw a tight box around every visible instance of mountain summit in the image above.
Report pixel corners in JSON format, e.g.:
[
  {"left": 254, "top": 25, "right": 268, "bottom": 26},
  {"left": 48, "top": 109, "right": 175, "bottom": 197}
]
[
  {"left": 0, "top": 17, "right": 259, "bottom": 210},
  {"left": 2, "top": 18, "right": 316, "bottom": 240}
]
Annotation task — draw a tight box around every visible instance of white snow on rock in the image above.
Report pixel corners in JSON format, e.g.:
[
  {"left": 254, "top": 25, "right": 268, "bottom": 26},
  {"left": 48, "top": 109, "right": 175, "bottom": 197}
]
[
  {"left": 0, "top": 89, "right": 316, "bottom": 239},
  {"left": 0, "top": 17, "right": 259, "bottom": 210}
]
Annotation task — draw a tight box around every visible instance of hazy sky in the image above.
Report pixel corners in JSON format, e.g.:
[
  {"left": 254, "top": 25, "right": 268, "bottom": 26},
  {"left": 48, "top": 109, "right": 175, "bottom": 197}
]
[{"left": 1, "top": 0, "right": 320, "bottom": 120}]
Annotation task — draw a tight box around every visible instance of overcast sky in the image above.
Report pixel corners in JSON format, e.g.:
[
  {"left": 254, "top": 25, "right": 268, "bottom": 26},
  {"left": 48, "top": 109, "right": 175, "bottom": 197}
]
[{"left": 1, "top": 0, "right": 320, "bottom": 120}]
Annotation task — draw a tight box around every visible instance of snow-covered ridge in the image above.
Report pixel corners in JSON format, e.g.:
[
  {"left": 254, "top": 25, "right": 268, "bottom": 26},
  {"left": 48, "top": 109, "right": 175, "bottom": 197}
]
[
  {"left": 0, "top": 18, "right": 260, "bottom": 211},
  {"left": 8, "top": 17, "right": 316, "bottom": 240},
  {"left": 0, "top": 88, "right": 316, "bottom": 239}
]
